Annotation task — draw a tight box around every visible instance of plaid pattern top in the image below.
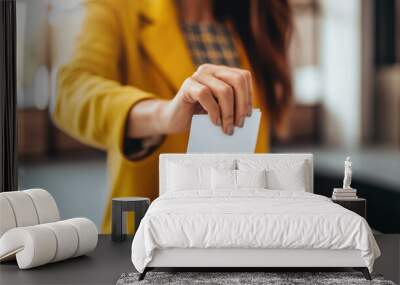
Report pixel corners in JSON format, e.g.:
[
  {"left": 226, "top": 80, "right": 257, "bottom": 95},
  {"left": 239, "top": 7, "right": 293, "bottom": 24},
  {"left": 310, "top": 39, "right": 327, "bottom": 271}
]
[{"left": 182, "top": 23, "right": 241, "bottom": 67}]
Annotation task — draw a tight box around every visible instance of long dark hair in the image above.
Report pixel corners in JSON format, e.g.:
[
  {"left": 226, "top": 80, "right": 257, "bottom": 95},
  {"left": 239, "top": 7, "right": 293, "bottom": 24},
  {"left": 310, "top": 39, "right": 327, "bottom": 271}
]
[{"left": 214, "top": 0, "right": 293, "bottom": 133}]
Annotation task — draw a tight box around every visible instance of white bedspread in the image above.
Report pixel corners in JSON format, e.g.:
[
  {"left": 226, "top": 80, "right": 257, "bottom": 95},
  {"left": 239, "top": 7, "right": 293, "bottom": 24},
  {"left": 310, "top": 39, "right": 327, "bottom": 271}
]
[{"left": 131, "top": 190, "right": 380, "bottom": 273}]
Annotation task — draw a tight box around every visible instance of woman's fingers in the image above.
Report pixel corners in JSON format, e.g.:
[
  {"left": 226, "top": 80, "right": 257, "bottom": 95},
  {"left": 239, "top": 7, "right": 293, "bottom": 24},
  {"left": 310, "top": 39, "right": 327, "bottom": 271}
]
[
  {"left": 213, "top": 68, "right": 248, "bottom": 127},
  {"left": 192, "top": 73, "right": 235, "bottom": 135},
  {"left": 230, "top": 67, "right": 253, "bottom": 117},
  {"left": 197, "top": 64, "right": 251, "bottom": 128},
  {"left": 183, "top": 78, "right": 221, "bottom": 126}
]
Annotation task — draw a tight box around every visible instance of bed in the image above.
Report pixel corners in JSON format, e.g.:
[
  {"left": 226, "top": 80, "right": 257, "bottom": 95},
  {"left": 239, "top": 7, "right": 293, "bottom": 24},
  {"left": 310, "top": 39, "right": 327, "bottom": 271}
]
[{"left": 131, "top": 154, "right": 380, "bottom": 281}]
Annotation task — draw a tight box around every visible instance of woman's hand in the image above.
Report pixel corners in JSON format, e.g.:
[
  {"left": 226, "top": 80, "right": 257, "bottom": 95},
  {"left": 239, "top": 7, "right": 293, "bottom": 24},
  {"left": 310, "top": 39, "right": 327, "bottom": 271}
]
[
  {"left": 163, "top": 64, "right": 253, "bottom": 135},
  {"left": 127, "top": 64, "right": 253, "bottom": 138}
]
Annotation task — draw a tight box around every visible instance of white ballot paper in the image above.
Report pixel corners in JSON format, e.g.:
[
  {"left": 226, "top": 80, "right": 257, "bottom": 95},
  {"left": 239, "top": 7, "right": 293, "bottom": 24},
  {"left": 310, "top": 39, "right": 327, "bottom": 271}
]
[{"left": 187, "top": 109, "right": 261, "bottom": 153}]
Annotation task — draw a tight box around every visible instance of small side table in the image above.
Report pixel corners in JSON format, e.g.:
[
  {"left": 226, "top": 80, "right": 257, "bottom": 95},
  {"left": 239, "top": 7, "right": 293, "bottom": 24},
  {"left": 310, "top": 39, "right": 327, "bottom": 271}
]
[
  {"left": 112, "top": 197, "right": 150, "bottom": 242},
  {"left": 331, "top": 198, "right": 366, "bottom": 219}
]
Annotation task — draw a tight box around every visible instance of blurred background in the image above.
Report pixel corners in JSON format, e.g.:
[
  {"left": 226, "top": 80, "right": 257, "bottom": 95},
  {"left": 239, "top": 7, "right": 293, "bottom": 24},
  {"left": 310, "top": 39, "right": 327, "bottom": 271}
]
[{"left": 17, "top": 0, "right": 400, "bottom": 232}]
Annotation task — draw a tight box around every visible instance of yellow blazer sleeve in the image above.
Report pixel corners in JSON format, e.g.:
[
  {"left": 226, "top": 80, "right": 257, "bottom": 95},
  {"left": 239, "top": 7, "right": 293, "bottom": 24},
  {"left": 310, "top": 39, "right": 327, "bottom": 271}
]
[{"left": 52, "top": 0, "right": 155, "bottom": 152}]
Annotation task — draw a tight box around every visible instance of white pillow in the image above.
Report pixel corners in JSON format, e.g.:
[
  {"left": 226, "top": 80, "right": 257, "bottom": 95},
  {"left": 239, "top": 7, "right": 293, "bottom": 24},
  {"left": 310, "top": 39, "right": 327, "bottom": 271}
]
[
  {"left": 167, "top": 160, "right": 235, "bottom": 191},
  {"left": 238, "top": 159, "right": 307, "bottom": 191},
  {"left": 211, "top": 168, "right": 267, "bottom": 190},
  {"left": 267, "top": 167, "right": 306, "bottom": 191},
  {"left": 236, "top": 169, "right": 267, "bottom": 189},
  {"left": 167, "top": 163, "right": 209, "bottom": 191},
  {"left": 211, "top": 168, "right": 236, "bottom": 190}
]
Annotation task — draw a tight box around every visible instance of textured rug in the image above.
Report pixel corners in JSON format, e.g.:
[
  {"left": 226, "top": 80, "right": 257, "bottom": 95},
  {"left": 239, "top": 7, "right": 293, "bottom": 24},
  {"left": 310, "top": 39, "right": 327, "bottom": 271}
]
[{"left": 117, "top": 271, "right": 396, "bottom": 285}]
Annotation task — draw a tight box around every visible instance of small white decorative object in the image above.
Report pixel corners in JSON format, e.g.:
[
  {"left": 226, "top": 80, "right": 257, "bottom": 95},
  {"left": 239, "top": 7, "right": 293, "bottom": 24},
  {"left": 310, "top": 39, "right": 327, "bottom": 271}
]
[
  {"left": 332, "top": 157, "right": 358, "bottom": 200},
  {"left": 343, "top": 156, "right": 352, "bottom": 189}
]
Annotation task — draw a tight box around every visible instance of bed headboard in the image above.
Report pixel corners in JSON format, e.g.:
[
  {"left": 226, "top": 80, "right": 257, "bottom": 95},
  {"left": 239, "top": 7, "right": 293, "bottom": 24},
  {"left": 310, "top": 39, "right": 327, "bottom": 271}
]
[{"left": 159, "top": 153, "right": 314, "bottom": 195}]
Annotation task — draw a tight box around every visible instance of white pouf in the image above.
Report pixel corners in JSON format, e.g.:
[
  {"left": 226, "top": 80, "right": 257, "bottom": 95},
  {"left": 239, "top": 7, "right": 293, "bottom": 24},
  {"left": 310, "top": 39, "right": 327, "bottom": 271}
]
[
  {"left": 1, "top": 191, "right": 39, "bottom": 227},
  {"left": 24, "top": 188, "right": 60, "bottom": 223},
  {"left": 0, "top": 189, "right": 98, "bottom": 269},
  {"left": 0, "top": 196, "right": 17, "bottom": 237},
  {"left": 0, "top": 218, "right": 98, "bottom": 269},
  {"left": 42, "top": 220, "right": 79, "bottom": 262}
]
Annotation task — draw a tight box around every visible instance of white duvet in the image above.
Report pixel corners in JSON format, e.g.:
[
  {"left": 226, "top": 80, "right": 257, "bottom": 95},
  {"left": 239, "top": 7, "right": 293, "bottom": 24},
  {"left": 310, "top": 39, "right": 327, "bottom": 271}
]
[{"left": 131, "top": 190, "right": 380, "bottom": 273}]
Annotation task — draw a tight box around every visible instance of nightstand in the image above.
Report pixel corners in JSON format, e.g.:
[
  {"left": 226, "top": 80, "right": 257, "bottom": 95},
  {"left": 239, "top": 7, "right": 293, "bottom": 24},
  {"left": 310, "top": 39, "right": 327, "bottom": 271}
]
[
  {"left": 331, "top": 198, "right": 366, "bottom": 219},
  {"left": 112, "top": 197, "right": 150, "bottom": 242}
]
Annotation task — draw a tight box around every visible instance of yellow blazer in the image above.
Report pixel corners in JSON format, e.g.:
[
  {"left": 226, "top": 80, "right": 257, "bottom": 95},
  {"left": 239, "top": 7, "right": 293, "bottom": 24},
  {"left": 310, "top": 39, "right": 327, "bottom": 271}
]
[{"left": 52, "top": 0, "right": 269, "bottom": 233}]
